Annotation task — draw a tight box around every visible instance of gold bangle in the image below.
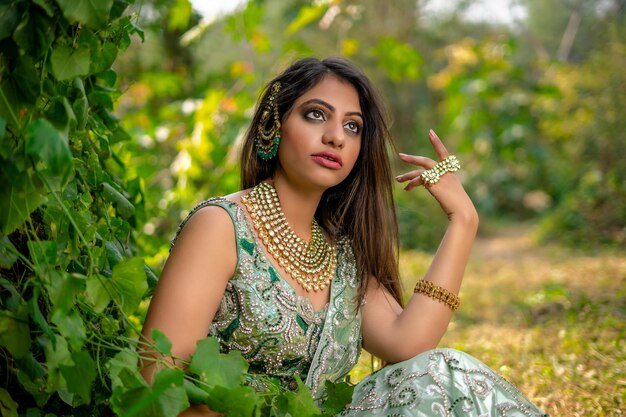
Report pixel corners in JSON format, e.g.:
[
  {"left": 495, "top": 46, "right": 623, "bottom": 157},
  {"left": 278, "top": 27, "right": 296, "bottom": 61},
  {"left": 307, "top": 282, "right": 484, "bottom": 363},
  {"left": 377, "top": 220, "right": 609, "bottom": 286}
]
[{"left": 413, "top": 280, "right": 460, "bottom": 312}]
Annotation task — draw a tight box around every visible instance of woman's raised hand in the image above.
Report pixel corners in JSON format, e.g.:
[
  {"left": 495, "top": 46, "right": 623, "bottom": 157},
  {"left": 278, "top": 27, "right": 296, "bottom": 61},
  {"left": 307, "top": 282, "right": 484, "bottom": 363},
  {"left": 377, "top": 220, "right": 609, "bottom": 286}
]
[{"left": 395, "top": 130, "right": 478, "bottom": 224}]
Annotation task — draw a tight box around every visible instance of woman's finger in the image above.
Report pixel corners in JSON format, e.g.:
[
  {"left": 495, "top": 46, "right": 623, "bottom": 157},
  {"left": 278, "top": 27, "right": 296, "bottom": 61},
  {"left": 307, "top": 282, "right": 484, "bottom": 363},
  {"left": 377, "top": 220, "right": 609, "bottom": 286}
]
[
  {"left": 429, "top": 129, "right": 450, "bottom": 161},
  {"left": 398, "top": 153, "right": 437, "bottom": 169},
  {"left": 403, "top": 176, "right": 424, "bottom": 191},
  {"left": 395, "top": 169, "right": 424, "bottom": 183}
]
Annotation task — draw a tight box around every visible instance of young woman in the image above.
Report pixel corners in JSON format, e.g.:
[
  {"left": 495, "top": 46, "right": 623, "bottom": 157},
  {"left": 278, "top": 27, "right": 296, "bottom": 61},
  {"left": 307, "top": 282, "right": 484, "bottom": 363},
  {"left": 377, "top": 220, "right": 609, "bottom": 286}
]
[{"left": 140, "top": 57, "right": 547, "bottom": 416}]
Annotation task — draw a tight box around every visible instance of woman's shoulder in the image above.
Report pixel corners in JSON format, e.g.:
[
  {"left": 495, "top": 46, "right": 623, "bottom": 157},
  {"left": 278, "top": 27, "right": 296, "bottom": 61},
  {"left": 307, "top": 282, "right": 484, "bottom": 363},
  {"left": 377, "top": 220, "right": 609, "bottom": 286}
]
[
  {"left": 185, "top": 189, "right": 252, "bottom": 222},
  {"left": 171, "top": 190, "right": 251, "bottom": 249}
]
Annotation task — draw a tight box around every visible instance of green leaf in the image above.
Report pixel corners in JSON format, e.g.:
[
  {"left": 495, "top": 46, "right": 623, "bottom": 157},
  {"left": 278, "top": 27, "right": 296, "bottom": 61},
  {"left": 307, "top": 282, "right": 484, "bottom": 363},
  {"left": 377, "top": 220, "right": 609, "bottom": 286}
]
[
  {"left": 0, "top": 387, "right": 18, "bottom": 417},
  {"left": 106, "top": 257, "right": 147, "bottom": 316},
  {"left": 13, "top": 55, "right": 39, "bottom": 105},
  {"left": 51, "top": 308, "right": 87, "bottom": 350},
  {"left": 0, "top": 278, "right": 20, "bottom": 311},
  {"left": 282, "top": 377, "right": 322, "bottom": 417},
  {"left": 110, "top": 0, "right": 130, "bottom": 20},
  {"left": 371, "top": 37, "right": 422, "bottom": 82},
  {"left": 25, "top": 119, "right": 73, "bottom": 178},
  {"left": 25, "top": 409, "right": 42, "bottom": 417},
  {"left": 207, "top": 385, "right": 261, "bottom": 417},
  {"left": 0, "top": 307, "right": 31, "bottom": 359},
  {"left": 77, "top": 27, "right": 118, "bottom": 74},
  {"left": 57, "top": 387, "right": 74, "bottom": 406},
  {"left": 89, "top": 90, "right": 114, "bottom": 110},
  {"left": 0, "top": 79, "right": 28, "bottom": 131},
  {"left": 111, "top": 368, "right": 189, "bottom": 417},
  {"left": 0, "top": 5, "right": 20, "bottom": 40},
  {"left": 60, "top": 350, "right": 96, "bottom": 405},
  {"left": 45, "top": 271, "right": 84, "bottom": 314},
  {"left": 85, "top": 275, "right": 111, "bottom": 313},
  {"left": 72, "top": 77, "right": 88, "bottom": 131},
  {"left": 27, "top": 239, "right": 57, "bottom": 267},
  {"left": 46, "top": 97, "right": 76, "bottom": 135},
  {"left": 92, "top": 41, "right": 118, "bottom": 73},
  {"left": 101, "top": 182, "right": 135, "bottom": 219},
  {"left": 151, "top": 329, "right": 172, "bottom": 356},
  {"left": 107, "top": 348, "right": 141, "bottom": 392},
  {"left": 189, "top": 337, "right": 248, "bottom": 390},
  {"left": 0, "top": 117, "right": 5, "bottom": 140},
  {"left": 33, "top": 0, "right": 55, "bottom": 17},
  {"left": 129, "top": 19, "right": 145, "bottom": 42},
  {"left": 168, "top": 0, "right": 192, "bottom": 31},
  {"left": 12, "top": 9, "right": 55, "bottom": 58},
  {"left": 56, "top": 0, "right": 114, "bottom": 29},
  {"left": 29, "top": 292, "right": 55, "bottom": 340},
  {"left": 51, "top": 44, "right": 90, "bottom": 81},
  {"left": 15, "top": 353, "right": 49, "bottom": 406},
  {"left": 40, "top": 334, "right": 73, "bottom": 385},
  {"left": 144, "top": 265, "right": 158, "bottom": 295},
  {"left": 0, "top": 234, "right": 18, "bottom": 268},
  {"left": 78, "top": 26, "right": 100, "bottom": 51},
  {"left": 98, "top": 69, "right": 117, "bottom": 87},
  {"left": 322, "top": 379, "right": 354, "bottom": 415},
  {"left": 0, "top": 165, "right": 44, "bottom": 235},
  {"left": 285, "top": 5, "right": 327, "bottom": 35},
  {"left": 183, "top": 379, "right": 208, "bottom": 404}
]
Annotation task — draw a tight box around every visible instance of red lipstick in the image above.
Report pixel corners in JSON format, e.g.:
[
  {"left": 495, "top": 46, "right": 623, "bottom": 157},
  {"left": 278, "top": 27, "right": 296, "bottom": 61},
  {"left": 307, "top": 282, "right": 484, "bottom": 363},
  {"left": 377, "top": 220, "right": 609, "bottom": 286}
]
[{"left": 311, "top": 151, "right": 343, "bottom": 170}]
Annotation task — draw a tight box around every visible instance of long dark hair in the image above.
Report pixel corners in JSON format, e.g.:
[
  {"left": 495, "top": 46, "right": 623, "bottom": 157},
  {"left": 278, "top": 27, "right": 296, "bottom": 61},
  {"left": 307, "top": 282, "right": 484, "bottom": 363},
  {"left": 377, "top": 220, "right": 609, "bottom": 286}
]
[{"left": 240, "top": 57, "right": 402, "bottom": 306}]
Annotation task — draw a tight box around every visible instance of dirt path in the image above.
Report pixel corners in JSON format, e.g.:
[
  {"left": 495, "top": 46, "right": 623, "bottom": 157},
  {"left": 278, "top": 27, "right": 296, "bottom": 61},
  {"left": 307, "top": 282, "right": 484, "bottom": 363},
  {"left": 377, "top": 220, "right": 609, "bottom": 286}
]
[{"left": 442, "top": 223, "right": 626, "bottom": 417}]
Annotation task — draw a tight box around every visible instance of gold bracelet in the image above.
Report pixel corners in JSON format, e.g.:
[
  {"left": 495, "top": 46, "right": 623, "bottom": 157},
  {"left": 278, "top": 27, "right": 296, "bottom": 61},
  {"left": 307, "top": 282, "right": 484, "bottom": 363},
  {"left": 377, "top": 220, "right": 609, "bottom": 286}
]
[
  {"left": 420, "top": 155, "right": 461, "bottom": 186},
  {"left": 413, "top": 280, "right": 460, "bottom": 312}
]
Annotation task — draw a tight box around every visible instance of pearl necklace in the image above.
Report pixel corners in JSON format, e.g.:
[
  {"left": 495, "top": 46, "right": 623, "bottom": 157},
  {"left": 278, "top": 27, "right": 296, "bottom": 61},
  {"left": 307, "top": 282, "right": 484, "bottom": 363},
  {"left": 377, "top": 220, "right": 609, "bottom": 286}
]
[{"left": 242, "top": 182, "right": 336, "bottom": 292}]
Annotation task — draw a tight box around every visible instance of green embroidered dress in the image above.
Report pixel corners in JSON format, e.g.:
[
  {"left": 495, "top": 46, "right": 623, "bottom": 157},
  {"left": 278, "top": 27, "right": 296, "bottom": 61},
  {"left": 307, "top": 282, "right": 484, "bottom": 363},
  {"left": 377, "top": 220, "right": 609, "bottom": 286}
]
[{"left": 175, "top": 198, "right": 548, "bottom": 416}]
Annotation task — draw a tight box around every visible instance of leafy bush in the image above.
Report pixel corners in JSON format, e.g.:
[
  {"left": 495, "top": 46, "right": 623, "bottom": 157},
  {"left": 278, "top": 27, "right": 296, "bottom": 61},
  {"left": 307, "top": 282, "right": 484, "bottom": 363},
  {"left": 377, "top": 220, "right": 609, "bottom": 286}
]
[
  {"left": 0, "top": 0, "right": 150, "bottom": 414},
  {"left": 428, "top": 37, "right": 557, "bottom": 219},
  {"left": 537, "top": 28, "right": 626, "bottom": 246},
  {"left": 0, "top": 1, "right": 352, "bottom": 415}
]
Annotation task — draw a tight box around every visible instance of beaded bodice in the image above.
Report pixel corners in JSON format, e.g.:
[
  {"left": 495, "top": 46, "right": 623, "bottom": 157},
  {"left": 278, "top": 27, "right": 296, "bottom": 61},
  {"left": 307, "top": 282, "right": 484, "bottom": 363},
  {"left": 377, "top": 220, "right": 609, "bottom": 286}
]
[
  {"left": 171, "top": 198, "right": 548, "bottom": 416},
  {"left": 173, "top": 197, "right": 361, "bottom": 389}
]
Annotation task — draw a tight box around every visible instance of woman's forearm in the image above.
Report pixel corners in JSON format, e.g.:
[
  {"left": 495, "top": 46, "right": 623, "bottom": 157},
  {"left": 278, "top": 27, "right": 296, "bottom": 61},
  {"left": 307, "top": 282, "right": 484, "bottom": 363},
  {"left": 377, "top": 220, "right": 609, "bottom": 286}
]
[
  {"left": 392, "top": 213, "right": 478, "bottom": 358},
  {"left": 423, "top": 210, "right": 478, "bottom": 292}
]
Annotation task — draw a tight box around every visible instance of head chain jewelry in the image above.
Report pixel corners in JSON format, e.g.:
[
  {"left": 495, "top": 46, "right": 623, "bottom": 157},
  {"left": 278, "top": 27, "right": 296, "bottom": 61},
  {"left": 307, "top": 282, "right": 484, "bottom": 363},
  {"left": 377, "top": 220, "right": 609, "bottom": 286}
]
[
  {"left": 255, "top": 82, "right": 282, "bottom": 160},
  {"left": 420, "top": 155, "right": 461, "bottom": 186}
]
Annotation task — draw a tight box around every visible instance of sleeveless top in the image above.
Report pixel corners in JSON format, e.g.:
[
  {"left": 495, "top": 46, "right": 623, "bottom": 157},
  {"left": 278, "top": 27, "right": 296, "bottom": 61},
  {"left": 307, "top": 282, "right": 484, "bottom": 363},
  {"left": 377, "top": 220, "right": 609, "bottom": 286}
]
[
  {"left": 172, "top": 198, "right": 549, "bottom": 416},
  {"left": 172, "top": 197, "right": 363, "bottom": 395}
]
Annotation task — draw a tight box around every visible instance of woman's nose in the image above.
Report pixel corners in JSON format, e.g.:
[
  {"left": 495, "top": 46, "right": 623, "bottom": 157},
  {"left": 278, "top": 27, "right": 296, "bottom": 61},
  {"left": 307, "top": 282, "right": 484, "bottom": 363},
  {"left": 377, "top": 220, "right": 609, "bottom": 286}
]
[{"left": 321, "top": 122, "right": 345, "bottom": 149}]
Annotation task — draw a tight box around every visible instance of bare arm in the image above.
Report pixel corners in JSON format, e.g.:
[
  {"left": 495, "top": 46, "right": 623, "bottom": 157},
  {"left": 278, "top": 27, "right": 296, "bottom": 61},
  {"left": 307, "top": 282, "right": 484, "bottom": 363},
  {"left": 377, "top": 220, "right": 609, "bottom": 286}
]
[
  {"left": 361, "top": 130, "right": 479, "bottom": 363},
  {"left": 140, "top": 206, "right": 236, "bottom": 416}
]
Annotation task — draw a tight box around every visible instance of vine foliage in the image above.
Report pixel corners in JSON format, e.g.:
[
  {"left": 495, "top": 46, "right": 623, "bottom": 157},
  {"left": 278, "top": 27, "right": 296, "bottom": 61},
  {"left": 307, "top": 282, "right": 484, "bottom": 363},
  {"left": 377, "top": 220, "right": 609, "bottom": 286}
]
[
  {"left": 0, "top": 0, "right": 151, "bottom": 414},
  {"left": 0, "top": 1, "right": 352, "bottom": 416}
]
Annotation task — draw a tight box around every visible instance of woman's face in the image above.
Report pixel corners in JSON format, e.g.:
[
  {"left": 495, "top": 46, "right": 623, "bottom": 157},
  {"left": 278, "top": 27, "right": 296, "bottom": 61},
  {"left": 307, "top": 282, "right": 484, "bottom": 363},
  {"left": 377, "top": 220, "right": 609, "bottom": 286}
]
[{"left": 276, "top": 75, "right": 363, "bottom": 191}]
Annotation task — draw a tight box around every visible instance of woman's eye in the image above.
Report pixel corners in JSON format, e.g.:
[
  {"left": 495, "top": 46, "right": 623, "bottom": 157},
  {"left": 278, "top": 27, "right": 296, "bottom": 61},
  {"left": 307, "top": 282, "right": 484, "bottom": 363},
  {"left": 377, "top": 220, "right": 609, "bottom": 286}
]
[
  {"left": 306, "top": 109, "right": 325, "bottom": 121},
  {"left": 345, "top": 121, "right": 361, "bottom": 134}
]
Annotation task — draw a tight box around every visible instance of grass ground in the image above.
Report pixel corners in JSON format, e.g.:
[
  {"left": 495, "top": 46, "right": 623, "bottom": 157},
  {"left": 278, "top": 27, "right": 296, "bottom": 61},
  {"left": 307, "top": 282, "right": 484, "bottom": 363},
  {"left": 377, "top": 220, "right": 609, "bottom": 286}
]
[{"left": 351, "top": 222, "right": 625, "bottom": 416}]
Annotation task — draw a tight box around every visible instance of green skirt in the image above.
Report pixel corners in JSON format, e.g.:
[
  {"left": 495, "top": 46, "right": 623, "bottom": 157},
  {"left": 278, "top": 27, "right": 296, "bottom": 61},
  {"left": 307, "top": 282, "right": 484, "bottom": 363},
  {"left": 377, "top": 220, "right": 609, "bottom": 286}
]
[{"left": 340, "top": 349, "right": 548, "bottom": 417}]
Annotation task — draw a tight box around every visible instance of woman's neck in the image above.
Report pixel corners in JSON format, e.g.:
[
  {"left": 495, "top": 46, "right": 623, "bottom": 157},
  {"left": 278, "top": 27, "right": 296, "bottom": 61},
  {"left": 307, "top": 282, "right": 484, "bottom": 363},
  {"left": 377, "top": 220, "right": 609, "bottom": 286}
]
[{"left": 270, "top": 174, "right": 324, "bottom": 241}]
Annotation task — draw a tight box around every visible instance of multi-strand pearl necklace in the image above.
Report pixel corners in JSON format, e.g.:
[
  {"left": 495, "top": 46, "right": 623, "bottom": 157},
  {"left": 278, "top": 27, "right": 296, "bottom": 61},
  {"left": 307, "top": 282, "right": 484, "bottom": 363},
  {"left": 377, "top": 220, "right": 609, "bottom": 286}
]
[{"left": 242, "top": 182, "right": 336, "bottom": 292}]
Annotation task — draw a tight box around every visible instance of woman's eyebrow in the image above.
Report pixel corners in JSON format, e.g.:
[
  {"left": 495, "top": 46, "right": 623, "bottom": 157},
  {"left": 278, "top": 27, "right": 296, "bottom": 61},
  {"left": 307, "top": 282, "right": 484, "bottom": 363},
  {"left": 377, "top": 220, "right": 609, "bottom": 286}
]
[{"left": 300, "top": 98, "right": 363, "bottom": 119}]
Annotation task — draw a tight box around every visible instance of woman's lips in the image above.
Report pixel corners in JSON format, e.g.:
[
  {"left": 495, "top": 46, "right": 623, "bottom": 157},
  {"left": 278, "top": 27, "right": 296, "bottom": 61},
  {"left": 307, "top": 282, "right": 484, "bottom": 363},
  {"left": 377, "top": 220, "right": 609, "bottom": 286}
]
[{"left": 311, "top": 152, "right": 342, "bottom": 170}]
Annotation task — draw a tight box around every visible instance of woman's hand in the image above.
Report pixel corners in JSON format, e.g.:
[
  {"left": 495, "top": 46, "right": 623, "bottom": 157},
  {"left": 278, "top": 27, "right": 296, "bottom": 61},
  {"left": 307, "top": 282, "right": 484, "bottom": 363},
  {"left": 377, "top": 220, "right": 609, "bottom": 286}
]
[{"left": 395, "top": 129, "right": 478, "bottom": 224}]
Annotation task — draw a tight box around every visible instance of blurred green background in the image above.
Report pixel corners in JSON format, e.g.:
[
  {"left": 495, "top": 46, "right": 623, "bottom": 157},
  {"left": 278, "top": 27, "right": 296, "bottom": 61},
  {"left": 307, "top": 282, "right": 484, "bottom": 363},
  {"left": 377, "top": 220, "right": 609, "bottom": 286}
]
[{"left": 113, "top": 0, "right": 625, "bottom": 263}]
